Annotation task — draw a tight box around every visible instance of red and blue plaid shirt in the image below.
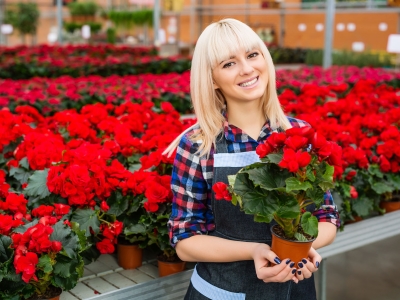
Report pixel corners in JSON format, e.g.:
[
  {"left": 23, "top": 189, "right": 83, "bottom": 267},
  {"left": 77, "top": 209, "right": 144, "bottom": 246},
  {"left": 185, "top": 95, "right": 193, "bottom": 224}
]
[{"left": 168, "top": 116, "right": 340, "bottom": 247}]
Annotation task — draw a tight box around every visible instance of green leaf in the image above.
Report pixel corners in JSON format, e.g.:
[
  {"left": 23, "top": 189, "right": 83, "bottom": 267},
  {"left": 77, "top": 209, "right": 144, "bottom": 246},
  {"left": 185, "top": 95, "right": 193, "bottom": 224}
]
[
  {"left": 233, "top": 173, "right": 254, "bottom": 196},
  {"left": 124, "top": 223, "right": 147, "bottom": 236},
  {"left": 9, "top": 167, "right": 31, "bottom": 184},
  {"left": 305, "top": 187, "right": 325, "bottom": 208},
  {"left": 247, "top": 165, "right": 289, "bottom": 191},
  {"left": 50, "top": 221, "right": 79, "bottom": 259},
  {"left": 19, "top": 157, "right": 29, "bottom": 169},
  {"left": 53, "top": 256, "right": 74, "bottom": 278},
  {"left": 71, "top": 222, "right": 89, "bottom": 252},
  {"left": 318, "top": 181, "right": 335, "bottom": 191},
  {"left": 24, "top": 169, "right": 51, "bottom": 199},
  {"left": 227, "top": 175, "right": 236, "bottom": 187},
  {"left": 107, "top": 191, "right": 128, "bottom": 216},
  {"left": 386, "top": 173, "right": 400, "bottom": 190},
  {"left": 352, "top": 197, "right": 373, "bottom": 217},
  {"left": 0, "top": 236, "right": 13, "bottom": 263},
  {"left": 254, "top": 214, "right": 273, "bottom": 223},
  {"left": 371, "top": 182, "right": 394, "bottom": 194},
  {"left": 294, "top": 232, "right": 308, "bottom": 242},
  {"left": 301, "top": 212, "right": 318, "bottom": 237},
  {"left": 71, "top": 208, "right": 100, "bottom": 237},
  {"left": 322, "top": 164, "right": 335, "bottom": 182},
  {"left": 266, "top": 153, "right": 283, "bottom": 164},
  {"left": 285, "top": 177, "right": 312, "bottom": 192},
  {"left": 80, "top": 245, "right": 100, "bottom": 265},
  {"left": 37, "top": 255, "right": 53, "bottom": 274},
  {"left": 276, "top": 195, "right": 300, "bottom": 219},
  {"left": 368, "top": 164, "right": 383, "bottom": 178},
  {"left": 306, "top": 167, "right": 316, "bottom": 182},
  {"left": 241, "top": 189, "right": 278, "bottom": 222}
]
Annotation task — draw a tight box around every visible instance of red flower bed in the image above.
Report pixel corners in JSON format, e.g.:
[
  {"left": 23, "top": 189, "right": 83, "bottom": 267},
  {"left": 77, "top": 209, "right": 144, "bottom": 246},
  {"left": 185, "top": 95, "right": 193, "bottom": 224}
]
[{"left": 0, "top": 44, "right": 191, "bottom": 79}]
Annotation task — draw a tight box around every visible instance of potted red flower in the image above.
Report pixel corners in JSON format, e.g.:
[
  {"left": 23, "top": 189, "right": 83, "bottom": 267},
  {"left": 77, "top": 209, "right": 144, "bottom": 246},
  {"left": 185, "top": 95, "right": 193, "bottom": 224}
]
[
  {"left": 213, "top": 127, "right": 342, "bottom": 263},
  {"left": 0, "top": 199, "right": 87, "bottom": 300}
]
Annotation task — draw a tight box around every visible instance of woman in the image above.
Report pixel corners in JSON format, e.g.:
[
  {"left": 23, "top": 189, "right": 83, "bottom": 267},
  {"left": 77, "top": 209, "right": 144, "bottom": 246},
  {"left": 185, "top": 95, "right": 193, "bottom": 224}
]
[{"left": 164, "top": 18, "right": 339, "bottom": 299}]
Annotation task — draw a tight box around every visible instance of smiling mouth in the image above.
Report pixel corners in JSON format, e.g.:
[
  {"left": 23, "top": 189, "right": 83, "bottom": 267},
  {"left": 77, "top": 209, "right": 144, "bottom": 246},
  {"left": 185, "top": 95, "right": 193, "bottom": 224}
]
[{"left": 238, "top": 76, "right": 259, "bottom": 87}]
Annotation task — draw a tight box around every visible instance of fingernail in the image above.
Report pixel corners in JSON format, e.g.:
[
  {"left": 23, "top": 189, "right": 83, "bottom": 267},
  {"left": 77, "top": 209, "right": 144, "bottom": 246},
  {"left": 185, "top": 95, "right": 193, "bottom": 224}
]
[
  {"left": 316, "top": 261, "right": 320, "bottom": 268},
  {"left": 286, "top": 259, "right": 291, "bottom": 265},
  {"left": 297, "top": 270, "right": 302, "bottom": 275},
  {"left": 298, "top": 262, "right": 303, "bottom": 268},
  {"left": 291, "top": 269, "right": 296, "bottom": 274},
  {"left": 290, "top": 262, "right": 295, "bottom": 268},
  {"left": 302, "top": 259, "right": 307, "bottom": 264},
  {"left": 274, "top": 257, "right": 282, "bottom": 264}
]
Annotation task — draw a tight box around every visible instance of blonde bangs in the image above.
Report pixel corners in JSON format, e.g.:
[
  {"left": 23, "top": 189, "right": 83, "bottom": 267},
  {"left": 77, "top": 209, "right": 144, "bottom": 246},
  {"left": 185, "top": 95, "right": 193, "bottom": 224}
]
[{"left": 206, "top": 22, "right": 262, "bottom": 70}]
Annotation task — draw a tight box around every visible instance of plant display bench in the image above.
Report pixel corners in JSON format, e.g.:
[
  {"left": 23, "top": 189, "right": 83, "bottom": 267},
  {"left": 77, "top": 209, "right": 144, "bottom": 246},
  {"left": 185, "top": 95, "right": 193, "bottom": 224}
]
[
  {"left": 317, "top": 209, "right": 400, "bottom": 300},
  {"left": 62, "top": 210, "right": 400, "bottom": 300}
]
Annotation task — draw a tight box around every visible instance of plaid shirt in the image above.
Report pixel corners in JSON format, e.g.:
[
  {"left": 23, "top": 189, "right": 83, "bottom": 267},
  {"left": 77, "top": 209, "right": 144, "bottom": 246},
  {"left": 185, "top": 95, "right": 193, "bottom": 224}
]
[{"left": 168, "top": 117, "right": 340, "bottom": 247}]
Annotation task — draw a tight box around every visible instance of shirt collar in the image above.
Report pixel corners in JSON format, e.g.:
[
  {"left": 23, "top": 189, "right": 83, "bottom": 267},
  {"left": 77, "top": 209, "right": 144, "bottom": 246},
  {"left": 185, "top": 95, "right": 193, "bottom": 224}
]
[{"left": 222, "top": 111, "right": 275, "bottom": 143}]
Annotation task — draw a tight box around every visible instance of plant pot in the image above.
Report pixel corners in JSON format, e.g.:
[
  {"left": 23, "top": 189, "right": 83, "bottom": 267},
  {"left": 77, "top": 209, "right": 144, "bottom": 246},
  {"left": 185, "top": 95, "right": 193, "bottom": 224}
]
[
  {"left": 29, "top": 286, "right": 62, "bottom": 300},
  {"left": 345, "top": 215, "right": 363, "bottom": 225},
  {"left": 379, "top": 200, "right": 400, "bottom": 213},
  {"left": 117, "top": 243, "right": 143, "bottom": 269},
  {"left": 270, "top": 225, "right": 315, "bottom": 264},
  {"left": 157, "top": 259, "right": 186, "bottom": 277}
]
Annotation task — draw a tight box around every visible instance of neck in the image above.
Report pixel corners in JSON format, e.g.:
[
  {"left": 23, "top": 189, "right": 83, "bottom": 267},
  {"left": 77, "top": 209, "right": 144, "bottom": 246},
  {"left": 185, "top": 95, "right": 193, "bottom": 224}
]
[
  {"left": 227, "top": 100, "right": 265, "bottom": 128},
  {"left": 226, "top": 100, "right": 266, "bottom": 139}
]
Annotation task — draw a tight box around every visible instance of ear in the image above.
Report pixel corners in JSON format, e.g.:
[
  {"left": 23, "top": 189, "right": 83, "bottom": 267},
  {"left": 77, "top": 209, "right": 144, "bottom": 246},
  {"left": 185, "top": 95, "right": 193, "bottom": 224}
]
[{"left": 213, "top": 80, "right": 220, "bottom": 90}]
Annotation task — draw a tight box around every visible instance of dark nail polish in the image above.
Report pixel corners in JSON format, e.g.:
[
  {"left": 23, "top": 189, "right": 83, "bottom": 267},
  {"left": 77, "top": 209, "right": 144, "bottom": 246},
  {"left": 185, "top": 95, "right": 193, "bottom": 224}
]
[
  {"left": 302, "top": 259, "right": 307, "bottom": 264},
  {"left": 286, "top": 259, "right": 291, "bottom": 265},
  {"left": 274, "top": 257, "right": 282, "bottom": 264},
  {"left": 298, "top": 262, "right": 303, "bottom": 268},
  {"left": 316, "top": 261, "right": 320, "bottom": 268},
  {"left": 291, "top": 269, "right": 296, "bottom": 274},
  {"left": 297, "top": 270, "right": 302, "bottom": 275},
  {"left": 290, "top": 262, "right": 295, "bottom": 268}
]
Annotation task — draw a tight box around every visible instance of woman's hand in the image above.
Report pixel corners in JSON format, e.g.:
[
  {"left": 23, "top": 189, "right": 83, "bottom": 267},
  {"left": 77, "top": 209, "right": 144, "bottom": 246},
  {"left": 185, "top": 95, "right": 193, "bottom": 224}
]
[
  {"left": 252, "top": 244, "right": 298, "bottom": 283},
  {"left": 295, "top": 247, "right": 321, "bottom": 281}
]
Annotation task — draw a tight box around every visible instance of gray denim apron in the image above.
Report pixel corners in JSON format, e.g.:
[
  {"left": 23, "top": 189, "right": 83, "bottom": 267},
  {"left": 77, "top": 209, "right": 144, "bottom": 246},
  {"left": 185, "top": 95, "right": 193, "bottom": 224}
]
[{"left": 184, "top": 135, "right": 316, "bottom": 300}]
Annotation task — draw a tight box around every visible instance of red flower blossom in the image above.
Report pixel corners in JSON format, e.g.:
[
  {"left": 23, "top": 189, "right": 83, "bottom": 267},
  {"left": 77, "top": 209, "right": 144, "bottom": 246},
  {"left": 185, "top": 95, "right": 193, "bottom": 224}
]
[
  {"left": 96, "top": 239, "right": 115, "bottom": 254},
  {"left": 14, "top": 252, "right": 38, "bottom": 283},
  {"left": 278, "top": 149, "right": 311, "bottom": 173},
  {"left": 212, "top": 182, "right": 232, "bottom": 201},
  {"left": 350, "top": 186, "right": 358, "bottom": 199}
]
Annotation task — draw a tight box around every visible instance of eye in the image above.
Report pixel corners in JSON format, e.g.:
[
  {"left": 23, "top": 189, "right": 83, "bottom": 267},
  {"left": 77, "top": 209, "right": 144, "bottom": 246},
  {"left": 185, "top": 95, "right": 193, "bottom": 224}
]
[
  {"left": 222, "top": 62, "right": 235, "bottom": 68},
  {"left": 248, "top": 52, "right": 259, "bottom": 59}
]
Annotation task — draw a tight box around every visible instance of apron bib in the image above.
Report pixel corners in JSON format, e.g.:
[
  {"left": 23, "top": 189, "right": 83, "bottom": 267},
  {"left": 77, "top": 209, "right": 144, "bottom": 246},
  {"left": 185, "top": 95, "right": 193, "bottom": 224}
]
[{"left": 185, "top": 134, "right": 316, "bottom": 300}]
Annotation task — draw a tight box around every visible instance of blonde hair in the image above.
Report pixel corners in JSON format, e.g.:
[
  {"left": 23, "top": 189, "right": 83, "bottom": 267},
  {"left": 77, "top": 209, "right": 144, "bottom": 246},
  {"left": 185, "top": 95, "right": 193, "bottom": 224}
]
[{"left": 163, "top": 18, "right": 291, "bottom": 158}]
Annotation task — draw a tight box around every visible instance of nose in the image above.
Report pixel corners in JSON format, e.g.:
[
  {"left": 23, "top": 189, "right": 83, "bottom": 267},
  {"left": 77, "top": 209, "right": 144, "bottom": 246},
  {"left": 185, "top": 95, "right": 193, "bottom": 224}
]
[{"left": 239, "top": 59, "right": 254, "bottom": 76}]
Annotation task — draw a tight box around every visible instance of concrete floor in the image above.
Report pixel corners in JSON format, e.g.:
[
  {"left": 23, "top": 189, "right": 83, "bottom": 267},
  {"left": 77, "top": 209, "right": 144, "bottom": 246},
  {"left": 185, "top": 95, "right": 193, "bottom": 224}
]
[{"left": 315, "top": 235, "right": 400, "bottom": 300}]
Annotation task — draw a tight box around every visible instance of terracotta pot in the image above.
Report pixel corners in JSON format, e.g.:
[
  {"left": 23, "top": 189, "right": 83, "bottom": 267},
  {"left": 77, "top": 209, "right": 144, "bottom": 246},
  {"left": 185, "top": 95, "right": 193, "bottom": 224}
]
[
  {"left": 157, "top": 259, "right": 186, "bottom": 277},
  {"left": 380, "top": 200, "right": 400, "bottom": 213},
  {"left": 345, "top": 215, "right": 363, "bottom": 225},
  {"left": 270, "top": 225, "right": 315, "bottom": 264},
  {"left": 117, "top": 243, "right": 143, "bottom": 269},
  {"left": 35, "top": 287, "right": 62, "bottom": 300}
]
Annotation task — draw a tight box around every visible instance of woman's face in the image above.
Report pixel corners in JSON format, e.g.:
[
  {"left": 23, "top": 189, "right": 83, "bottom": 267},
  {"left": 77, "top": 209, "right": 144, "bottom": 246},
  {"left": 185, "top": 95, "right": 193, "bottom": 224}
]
[{"left": 212, "top": 48, "right": 268, "bottom": 106}]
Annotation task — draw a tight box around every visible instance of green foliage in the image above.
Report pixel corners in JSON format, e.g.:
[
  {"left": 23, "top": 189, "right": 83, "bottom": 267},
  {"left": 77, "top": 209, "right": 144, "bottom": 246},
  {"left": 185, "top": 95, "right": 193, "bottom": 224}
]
[
  {"left": 5, "top": 2, "right": 40, "bottom": 36},
  {"left": 23, "top": 169, "right": 51, "bottom": 200},
  {"left": 306, "top": 49, "right": 395, "bottom": 68},
  {"left": 108, "top": 9, "right": 153, "bottom": 29},
  {"left": 106, "top": 27, "right": 117, "bottom": 44},
  {"left": 71, "top": 208, "right": 100, "bottom": 237},
  {"left": 68, "top": 1, "right": 98, "bottom": 16},
  {"left": 64, "top": 22, "right": 102, "bottom": 34}
]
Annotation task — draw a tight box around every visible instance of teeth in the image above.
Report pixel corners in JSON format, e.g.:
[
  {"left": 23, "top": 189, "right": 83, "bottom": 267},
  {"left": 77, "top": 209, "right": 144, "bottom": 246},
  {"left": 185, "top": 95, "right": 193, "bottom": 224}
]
[{"left": 239, "top": 77, "right": 257, "bottom": 87}]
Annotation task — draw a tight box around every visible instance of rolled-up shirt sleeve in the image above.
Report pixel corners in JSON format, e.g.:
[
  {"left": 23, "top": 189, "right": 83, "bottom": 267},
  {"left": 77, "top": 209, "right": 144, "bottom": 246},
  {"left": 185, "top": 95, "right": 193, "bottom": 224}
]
[
  {"left": 313, "top": 190, "right": 341, "bottom": 228},
  {"left": 167, "top": 131, "right": 214, "bottom": 247}
]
